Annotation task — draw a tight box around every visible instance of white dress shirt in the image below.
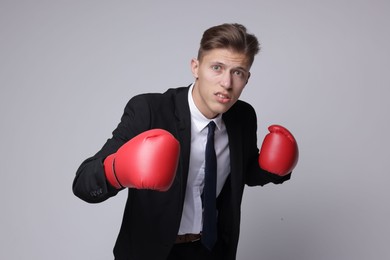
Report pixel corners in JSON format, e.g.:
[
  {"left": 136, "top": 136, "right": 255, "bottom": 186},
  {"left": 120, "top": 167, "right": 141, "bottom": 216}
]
[{"left": 178, "top": 84, "right": 231, "bottom": 235}]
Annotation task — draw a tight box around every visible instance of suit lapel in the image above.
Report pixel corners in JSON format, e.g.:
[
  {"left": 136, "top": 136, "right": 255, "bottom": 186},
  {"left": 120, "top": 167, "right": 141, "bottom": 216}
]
[
  {"left": 173, "top": 86, "right": 192, "bottom": 201},
  {"left": 223, "top": 109, "right": 244, "bottom": 202}
]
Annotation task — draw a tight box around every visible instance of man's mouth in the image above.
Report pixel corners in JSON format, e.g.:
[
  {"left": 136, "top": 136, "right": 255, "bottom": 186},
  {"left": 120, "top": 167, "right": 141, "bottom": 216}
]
[{"left": 215, "top": 92, "right": 231, "bottom": 103}]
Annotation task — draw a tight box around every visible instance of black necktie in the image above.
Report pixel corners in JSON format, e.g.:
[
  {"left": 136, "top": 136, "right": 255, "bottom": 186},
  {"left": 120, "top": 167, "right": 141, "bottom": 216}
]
[{"left": 202, "top": 121, "right": 217, "bottom": 250}]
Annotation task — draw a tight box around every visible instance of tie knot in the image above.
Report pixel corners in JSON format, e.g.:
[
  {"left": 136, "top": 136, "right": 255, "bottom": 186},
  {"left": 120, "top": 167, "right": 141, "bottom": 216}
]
[{"left": 208, "top": 121, "right": 216, "bottom": 133}]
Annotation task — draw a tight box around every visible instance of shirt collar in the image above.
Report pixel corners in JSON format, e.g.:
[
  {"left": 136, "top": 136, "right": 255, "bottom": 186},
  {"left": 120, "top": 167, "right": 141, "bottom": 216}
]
[{"left": 188, "top": 83, "right": 223, "bottom": 133}]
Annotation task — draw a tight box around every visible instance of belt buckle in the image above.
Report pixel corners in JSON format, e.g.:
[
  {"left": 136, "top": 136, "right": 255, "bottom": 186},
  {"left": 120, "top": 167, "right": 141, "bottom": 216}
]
[{"left": 191, "top": 235, "right": 201, "bottom": 242}]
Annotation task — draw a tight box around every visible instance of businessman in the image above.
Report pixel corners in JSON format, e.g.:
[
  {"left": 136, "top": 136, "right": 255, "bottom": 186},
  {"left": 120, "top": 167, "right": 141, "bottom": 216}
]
[{"left": 73, "top": 23, "right": 298, "bottom": 260}]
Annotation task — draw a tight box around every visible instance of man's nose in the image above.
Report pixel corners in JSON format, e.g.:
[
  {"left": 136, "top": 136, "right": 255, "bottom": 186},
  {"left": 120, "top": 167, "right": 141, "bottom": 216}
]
[{"left": 220, "top": 72, "right": 232, "bottom": 89}]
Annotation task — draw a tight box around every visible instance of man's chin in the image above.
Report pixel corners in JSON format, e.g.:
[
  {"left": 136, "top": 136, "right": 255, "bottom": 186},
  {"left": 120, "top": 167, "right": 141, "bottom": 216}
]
[{"left": 214, "top": 105, "right": 233, "bottom": 115}]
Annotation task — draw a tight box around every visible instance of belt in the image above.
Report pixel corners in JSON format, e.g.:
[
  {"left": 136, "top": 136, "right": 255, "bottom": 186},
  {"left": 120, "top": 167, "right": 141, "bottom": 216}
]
[{"left": 175, "top": 233, "right": 201, "bottom": 244}]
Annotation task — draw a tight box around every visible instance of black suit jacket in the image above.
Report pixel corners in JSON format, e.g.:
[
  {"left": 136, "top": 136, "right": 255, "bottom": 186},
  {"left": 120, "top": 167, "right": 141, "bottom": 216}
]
[{"left": 73, "top": 86, "right": 290, "bottom": 260}]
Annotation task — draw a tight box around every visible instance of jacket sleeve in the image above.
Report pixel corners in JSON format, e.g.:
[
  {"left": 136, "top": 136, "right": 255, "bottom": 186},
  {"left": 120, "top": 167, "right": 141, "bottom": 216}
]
[
  {"left": 246, "top": 158, "right": 291, "bottom": 186},
  {"left": 243, "top": 104, "right": 292, "bottom": 186},
  {"left": 72, "top": 95, "right": 151, "bottom": 203}
]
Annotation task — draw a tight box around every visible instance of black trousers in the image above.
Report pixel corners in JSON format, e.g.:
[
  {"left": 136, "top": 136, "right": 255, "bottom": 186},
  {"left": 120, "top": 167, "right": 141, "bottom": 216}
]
[{"left": 167, "top": 240, "right": 217, "bottom": 260}]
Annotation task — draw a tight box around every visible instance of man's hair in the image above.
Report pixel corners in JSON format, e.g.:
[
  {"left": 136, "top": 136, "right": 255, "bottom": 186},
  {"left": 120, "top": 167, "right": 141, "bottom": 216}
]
[{"left": 197, "top": 23, "right": 260, "bottom": 66}]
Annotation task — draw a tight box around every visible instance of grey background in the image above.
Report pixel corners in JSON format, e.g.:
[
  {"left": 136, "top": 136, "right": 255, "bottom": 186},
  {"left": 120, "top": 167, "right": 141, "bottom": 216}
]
[{"left": 1, "top": 0, "right": 389, "bottom": 259}]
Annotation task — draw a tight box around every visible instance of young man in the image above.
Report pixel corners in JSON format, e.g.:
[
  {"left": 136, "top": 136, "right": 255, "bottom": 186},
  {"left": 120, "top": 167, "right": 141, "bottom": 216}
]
[{"left": 73, "top": 23, "right": 298, "bottom": 260}]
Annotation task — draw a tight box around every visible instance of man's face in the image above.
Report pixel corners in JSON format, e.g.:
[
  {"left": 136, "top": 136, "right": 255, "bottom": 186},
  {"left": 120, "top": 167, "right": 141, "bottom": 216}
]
[{"left": 191, "top": 48, "right": 251, "bottom": 119}]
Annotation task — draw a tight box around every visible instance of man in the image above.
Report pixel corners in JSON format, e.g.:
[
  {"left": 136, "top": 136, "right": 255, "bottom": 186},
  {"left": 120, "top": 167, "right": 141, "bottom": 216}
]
[{"left": 73, "top": 23, "right": 298, "bottom": 260}]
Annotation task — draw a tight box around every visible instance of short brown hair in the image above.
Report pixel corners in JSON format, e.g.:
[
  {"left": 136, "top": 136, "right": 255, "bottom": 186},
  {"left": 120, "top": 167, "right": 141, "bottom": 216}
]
[{"left": 197, "top": 23, "right": 260, "bottom": 66}]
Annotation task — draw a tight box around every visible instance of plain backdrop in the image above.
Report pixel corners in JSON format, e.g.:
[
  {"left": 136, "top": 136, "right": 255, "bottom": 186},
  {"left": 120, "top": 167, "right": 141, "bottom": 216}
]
[{"left": 1, "top": 0, "right": 389, "bottom": 259}]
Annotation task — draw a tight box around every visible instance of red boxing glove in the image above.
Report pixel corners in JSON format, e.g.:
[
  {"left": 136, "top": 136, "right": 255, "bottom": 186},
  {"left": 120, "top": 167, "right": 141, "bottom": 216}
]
[
  {"left": 103, "top": 129, "right": 180, "bottom": 191},
  {"left": 259, "top": 125, "right": 299, "bottom": 176}
]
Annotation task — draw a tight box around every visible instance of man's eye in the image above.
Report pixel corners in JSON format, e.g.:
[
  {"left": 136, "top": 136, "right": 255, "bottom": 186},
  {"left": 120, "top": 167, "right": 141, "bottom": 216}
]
[
  {"left": 212, "top": 65, "right": 221, "bottom": 71},
  {"left": 234, "top": 70, "right": 245, "bottom": 77}
]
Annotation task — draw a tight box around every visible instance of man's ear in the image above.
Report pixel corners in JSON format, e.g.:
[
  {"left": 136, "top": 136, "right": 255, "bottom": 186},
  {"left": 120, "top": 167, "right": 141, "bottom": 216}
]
[
  {"left": 246, "top": 71, "right": 251, "bottom": 84},
  {"left": 191, "top": 58, "right": 199, "bottom": 79}
]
